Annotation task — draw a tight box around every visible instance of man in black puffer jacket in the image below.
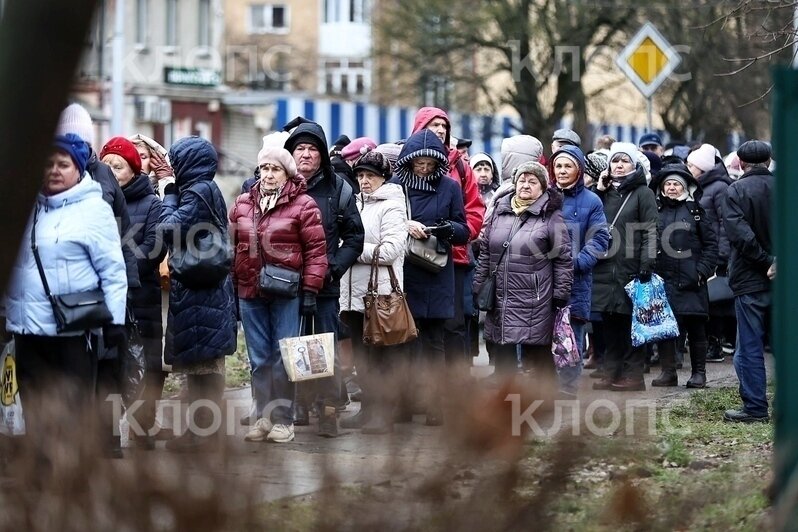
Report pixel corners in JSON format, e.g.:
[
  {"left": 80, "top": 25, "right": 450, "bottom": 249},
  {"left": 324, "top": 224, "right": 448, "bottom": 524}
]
[
  {"left": 722, "top": 140, "right": 774, "bottom": 424},
  {"left": 284, "top": 120, "right": 365, "bottom": 438}
]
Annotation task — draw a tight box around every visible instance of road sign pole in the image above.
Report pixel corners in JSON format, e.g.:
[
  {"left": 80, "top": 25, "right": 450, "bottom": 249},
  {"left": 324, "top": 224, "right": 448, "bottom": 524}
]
[{"left": 646, "top": 97, "right": 653, "bottom": 133}]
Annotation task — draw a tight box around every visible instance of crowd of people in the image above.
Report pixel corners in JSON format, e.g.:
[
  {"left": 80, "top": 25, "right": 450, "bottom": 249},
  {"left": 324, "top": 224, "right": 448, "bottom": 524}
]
[{"left": 2, "top": 102, "right": 776, "bottom": 458}]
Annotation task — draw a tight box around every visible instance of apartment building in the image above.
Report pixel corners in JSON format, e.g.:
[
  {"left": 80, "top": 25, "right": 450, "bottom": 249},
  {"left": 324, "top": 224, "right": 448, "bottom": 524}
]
[{"left": 76, "top": 0, "right": 226, "bottom": 148}]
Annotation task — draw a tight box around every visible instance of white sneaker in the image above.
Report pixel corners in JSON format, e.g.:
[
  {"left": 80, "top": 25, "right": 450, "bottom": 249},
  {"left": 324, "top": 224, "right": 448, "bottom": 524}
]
[
  {"left": 266, "top": 424, "right": 295, "bottom": 443},
  {"left": 244, "top": 418, "right": 274, "bottom": 442}
]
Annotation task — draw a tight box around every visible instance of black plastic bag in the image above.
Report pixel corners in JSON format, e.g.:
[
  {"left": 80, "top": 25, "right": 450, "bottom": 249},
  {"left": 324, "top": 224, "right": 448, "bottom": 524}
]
[{"left": 121, "top": 317, "right": 146, "bottom": 408}]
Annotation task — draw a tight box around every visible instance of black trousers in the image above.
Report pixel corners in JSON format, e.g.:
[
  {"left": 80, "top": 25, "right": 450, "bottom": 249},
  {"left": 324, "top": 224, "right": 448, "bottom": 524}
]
[
  {"left": 341, "top": 311, "right": 407, "bottom": 410},
  {"left": 410, "top": 318, "right": 446, "bottom": 409},
  {"left": 487, "top": 342, "right": 555, "bottom": 379},
  {"left": 658, "top": 314, "right": 708, "bottom": 370},
  {"left": 443, "top": 264, "right": 468, "bottom": 365},
  {"left": 14, "top": 333, "right": 99, "bottom": 437},
  {"left": 602, "top": 312, "right": 647, "bottom": 381}
]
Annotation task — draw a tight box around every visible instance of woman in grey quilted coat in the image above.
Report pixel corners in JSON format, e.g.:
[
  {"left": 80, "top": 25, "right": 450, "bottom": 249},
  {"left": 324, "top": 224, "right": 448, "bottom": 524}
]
[{"left": 473, "top": 161, "right": 573, "bottom": 380}]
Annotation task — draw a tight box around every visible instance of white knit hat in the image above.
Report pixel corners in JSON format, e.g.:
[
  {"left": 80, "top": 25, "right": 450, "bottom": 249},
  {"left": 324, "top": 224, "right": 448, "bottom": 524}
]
[
  {"left": 687, "top": 143, "right": 717, "bottom": 173},
  {"left": 608, "top": 142, "right": 640, "bottom": 164},
  {"left": 257, "top": 146, "right": 297, "bottom": 177},
  {"left": 56, "top": 103, "right": 95, "bottom": 147}
]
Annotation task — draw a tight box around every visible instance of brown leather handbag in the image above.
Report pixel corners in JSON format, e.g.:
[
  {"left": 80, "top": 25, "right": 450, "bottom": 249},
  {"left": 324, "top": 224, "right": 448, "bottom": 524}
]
[{"left": 362, "top": 246, "right": 418, "bottom": 347}]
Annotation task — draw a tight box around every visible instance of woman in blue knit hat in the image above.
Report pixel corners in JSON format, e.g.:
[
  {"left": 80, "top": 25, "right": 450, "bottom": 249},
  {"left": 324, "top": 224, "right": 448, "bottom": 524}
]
[{"left": 5, "top": 133, "right": 128, "bottom": 446}]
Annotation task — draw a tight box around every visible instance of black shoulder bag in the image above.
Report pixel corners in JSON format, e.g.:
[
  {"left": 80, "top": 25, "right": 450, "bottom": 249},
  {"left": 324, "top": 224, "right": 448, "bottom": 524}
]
[
  {"left": 253, "top": 204, "right": 301, "bottom": 298},
  {"left": 168, "top": 182, "right": 233, "bottom": 288},
  {"left": 476, "top": 215, "right": 531, "bottom": 312},
  {"left": 31, "top": 206, "right": 113, "bottom": 333}
]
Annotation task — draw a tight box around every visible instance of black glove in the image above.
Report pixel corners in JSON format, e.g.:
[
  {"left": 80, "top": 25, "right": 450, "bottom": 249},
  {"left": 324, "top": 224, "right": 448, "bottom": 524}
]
[
  {"left": 301, "top": 292, "right": 317, "bottom": 316},
  {"left": 715, "top": 262, "right": 728, "bottom": 277},
  {"left": 103, "top": 324, "right": 128, "bottom": 349},
  {"left": 427, "top": 220, "right": 455, "bottom": 242},
  {"left": 637, "top": 270, "right": 652, "bottom": 283},
  {"left": 698, "top": 272, "right": 707, "bottom": 287},
  {"left": 553, "top": 298, "right": 568, "bottom": 310}
]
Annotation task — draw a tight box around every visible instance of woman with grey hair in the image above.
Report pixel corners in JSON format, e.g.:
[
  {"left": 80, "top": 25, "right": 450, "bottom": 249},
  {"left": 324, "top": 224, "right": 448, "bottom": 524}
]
[{"left": 474, "top": 161, "right": 573, "bottom": 382}]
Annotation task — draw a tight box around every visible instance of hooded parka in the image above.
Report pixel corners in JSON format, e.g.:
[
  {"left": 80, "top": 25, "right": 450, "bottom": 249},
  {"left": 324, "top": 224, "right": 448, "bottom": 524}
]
[{"left": 158, "top": 137, "right": 237, "bottom": 367}]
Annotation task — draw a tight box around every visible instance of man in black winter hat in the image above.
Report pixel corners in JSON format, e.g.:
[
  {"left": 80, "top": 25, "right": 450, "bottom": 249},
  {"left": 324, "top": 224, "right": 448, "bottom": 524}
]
[
  {"left": 722, "top": 139, "right": 774, "bottom": 424},
  {"left": 284, "top": 120, "right": 365, "bottom": 437}
]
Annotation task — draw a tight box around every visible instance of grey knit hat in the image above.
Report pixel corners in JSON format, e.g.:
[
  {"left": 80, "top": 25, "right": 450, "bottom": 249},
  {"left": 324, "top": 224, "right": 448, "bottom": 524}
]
[{"left": 513, "top": 161, "right": 548, "bottom": 191}]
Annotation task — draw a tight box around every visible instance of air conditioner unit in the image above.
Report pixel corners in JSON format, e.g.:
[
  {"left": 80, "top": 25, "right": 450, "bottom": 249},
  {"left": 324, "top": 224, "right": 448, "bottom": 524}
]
[{"left": 135, "top": 96, "right": 172, "bottom": 124}]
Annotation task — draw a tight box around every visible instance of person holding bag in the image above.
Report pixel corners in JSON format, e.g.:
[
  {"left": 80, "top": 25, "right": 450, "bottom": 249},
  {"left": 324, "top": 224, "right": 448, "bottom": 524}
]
[
  {"left": 339, "top": 151, "right": 410, "bottom": 434},
  {"left": 229, "top": 144, "right": 327, "bottom": 444},
  {"left": 5, "top": 134, "right": 127, "bottom": 439},
  {"left": 101, "top": 136, "right": 167, "bottom": 448},
  {"left": 387, "top": 129, "right": 468, "bottom": 427},
  {"left": 473, "top": 161, "right": 573, "bottom": 383},
  {"left": 157, "top": 137, "right": 237, "bottom": 453},
  {"left": 650, "top": 163, "right": 718, "bottom": 388}
]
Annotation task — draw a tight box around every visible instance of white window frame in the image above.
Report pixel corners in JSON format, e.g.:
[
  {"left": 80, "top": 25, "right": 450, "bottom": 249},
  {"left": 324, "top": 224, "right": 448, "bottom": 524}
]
[
  {"left": 134, "top": 0, "right": 149, "bottom": 51},
  {"left": 323, "top": 0, "right": 340, "bottom": 23},
  {"left": 198, "top": 0, "right": 212, "bottom": 48},
  {"left": 319, "top": 57, "right": 371, "bottom": 97},
  {"left": 248, "top": 4, "right": 290, "bottom": 35},
  {"left": 165, "top": 0, "right": 179, "bottom": 51}
]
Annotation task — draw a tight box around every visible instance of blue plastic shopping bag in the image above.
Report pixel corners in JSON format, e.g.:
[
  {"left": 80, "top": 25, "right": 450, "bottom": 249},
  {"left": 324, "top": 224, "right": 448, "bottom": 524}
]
[{"left": 624, "top": 274, "right": 680, "bottom": 347}]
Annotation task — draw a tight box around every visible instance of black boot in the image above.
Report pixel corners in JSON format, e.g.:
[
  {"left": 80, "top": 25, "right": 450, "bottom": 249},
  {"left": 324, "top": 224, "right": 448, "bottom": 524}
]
[
  {"left": 686, "top": 349, "right": 707, "bottom": 388},
  {"left": 362, "top": 405, "right": 393, "bottom": 435},
  {"left": 706, "top": 336, "right": 725, "bottom": 363},
  {"left": 651, "top": 343, "right": 678, "bottom": 387},
  {"left": 340, "top": 405, "right": 369, "bottom": 429},
  {"left": 293, "top": 401, "right": 310, "bottom": 426},
  {"left": 317, "top": 404, "right": 339, "bottom": 438}
]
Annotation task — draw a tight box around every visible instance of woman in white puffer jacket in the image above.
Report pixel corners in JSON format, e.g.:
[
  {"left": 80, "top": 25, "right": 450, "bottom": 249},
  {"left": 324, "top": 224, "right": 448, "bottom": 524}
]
[{"left": 339, "top": 150, "right": 407, "bottom": 434}]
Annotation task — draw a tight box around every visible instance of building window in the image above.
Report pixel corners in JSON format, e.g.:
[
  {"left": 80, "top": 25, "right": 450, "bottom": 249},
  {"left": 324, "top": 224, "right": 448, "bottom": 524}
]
[
  {"left": 198, "top": 0, "right": 211, "bottom": 47},
  {"left": 323, "top": 0, "right": 340, "bottom": 23},
  {"left": 320, "top": 58, "right": 370, "bottom": 97},
  {"left": 249, "top": 4, "right": 289, "bottom": 34},
  {"left": 166, "top": 0, "right": 178, "bottom": 47},
  {"left": 135, "top": 0, "right": 149, "bottom": 46},
  {"left": 349, "top": 0, "right": 369, "bottom": 23},
  {"left": 324, "top": 0, "right": 369, "bottom": 23}
]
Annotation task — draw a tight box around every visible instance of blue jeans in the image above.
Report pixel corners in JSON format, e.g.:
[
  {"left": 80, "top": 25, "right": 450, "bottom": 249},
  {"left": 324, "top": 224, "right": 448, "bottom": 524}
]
[
  {"left": 557, "top": 320, "right": 585, "bottom": 395},
  {"left": 300, "top": 296, "right": 342, "bottom": 407},
  {"left": 240, "top": 297, "right": 300, "bottom": 425},
  {"left": 733, "top": 291, "right": 771, "bottom": 417}
]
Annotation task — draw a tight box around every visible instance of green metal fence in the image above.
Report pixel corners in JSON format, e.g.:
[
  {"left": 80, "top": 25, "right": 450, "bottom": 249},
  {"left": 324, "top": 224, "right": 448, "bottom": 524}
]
[{"left": 773, "top": 66, "right": 798, "bottom": 530}]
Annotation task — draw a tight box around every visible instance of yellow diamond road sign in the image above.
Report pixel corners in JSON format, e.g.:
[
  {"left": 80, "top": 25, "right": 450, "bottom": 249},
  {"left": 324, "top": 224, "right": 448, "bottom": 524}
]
[{"left": 616, "top": 22, "right": 681, "bottom": 98}]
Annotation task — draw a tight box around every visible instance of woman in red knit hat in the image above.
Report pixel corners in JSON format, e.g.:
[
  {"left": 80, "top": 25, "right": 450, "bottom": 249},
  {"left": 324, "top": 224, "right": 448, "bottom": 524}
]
[{"left": 100, "top": 136, "right": 167, "bottom": 449}]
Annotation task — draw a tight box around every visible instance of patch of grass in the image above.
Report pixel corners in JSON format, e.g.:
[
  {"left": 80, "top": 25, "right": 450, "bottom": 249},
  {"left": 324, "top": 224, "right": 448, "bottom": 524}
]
[
  {"left": 224, "top": 332, "right": 251, "bottom": 389},
  {"left": 256, "top": 496, "right": 318, "bottom": 531},
  {"left": 160, "top": 330, "right": 251, "bottom": 396}
]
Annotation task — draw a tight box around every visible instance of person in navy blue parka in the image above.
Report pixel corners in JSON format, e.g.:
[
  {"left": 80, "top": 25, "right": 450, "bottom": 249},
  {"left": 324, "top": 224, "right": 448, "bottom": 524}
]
[
  {"left": 549, "top": 146, "right": 610, "bottom": 396},
  {"left": 157, "top": 136, "right": 237, "bottom": 452},
  {"left": 388, "top": 129, "right": 468, "bottom": 426}
]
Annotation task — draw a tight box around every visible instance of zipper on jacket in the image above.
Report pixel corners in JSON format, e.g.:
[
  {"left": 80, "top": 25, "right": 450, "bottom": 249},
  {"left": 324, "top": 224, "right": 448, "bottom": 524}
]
[{"left": 499, "top": 216, "right": 520, "bottom": 342}]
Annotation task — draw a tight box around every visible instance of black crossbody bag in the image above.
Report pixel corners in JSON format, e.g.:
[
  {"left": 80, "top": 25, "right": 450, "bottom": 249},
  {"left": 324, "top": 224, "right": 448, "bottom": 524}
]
[
  {"left": 31, "top": 207, "right": 113, "bottom": 333},
  {"left": 253, "top": 206, "right": 301, "bottom": 298},
  {"left": 476, "top": 215, "right": 530, "bottom": 312}
]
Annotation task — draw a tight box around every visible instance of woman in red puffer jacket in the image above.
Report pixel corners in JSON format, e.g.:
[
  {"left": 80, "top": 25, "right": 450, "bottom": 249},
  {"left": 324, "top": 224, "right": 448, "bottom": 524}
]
[{"left": 229, "top": 146, "right": 327, "bottom": 444}]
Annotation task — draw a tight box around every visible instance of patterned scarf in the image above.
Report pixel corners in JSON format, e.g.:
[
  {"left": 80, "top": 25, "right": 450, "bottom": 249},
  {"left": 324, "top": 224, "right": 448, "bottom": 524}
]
[
  {"left": 395, "top": 148, "right": 449, "bottom": 192},
  {"left": 258, "top": 180, "right": 284, "bottom": 213}
]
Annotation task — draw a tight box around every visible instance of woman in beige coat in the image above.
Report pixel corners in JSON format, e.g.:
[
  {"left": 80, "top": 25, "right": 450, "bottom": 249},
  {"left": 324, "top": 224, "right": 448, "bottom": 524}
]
[{"left": 339, "top": 150, "right": 407, "bottom": 434}]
